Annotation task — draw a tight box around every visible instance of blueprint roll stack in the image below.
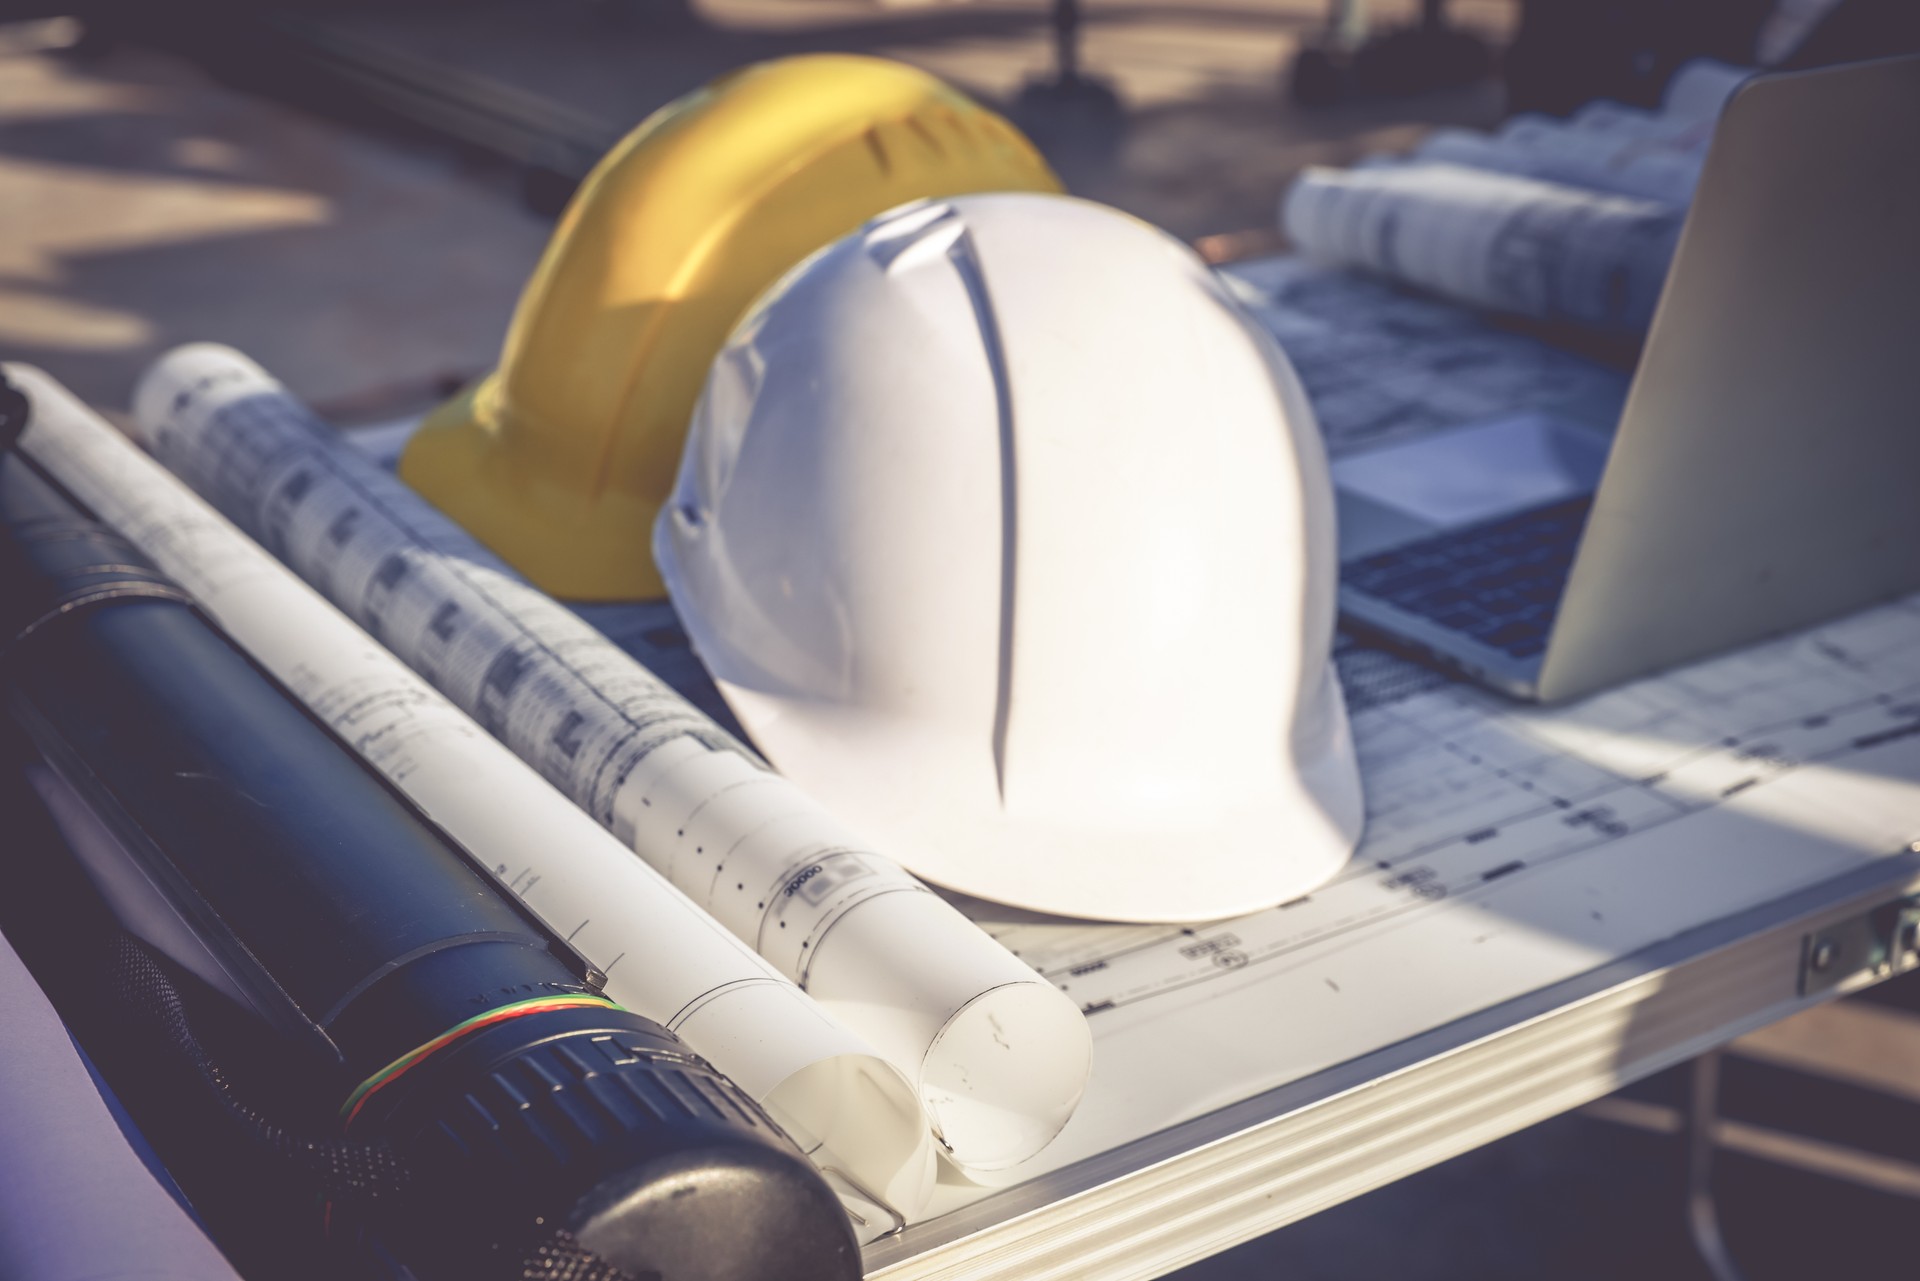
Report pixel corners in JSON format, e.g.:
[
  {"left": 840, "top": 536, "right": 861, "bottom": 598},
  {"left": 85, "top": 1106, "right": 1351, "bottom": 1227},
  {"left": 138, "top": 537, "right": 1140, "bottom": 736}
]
[
  {"left": 8, "top": 364, "right": 936, "bottom": 1228},
  {"left": 1281, "top": 161, "right": 1684, "bottom": 333},
  {"left": 1412, "top": 110, "right": 1708, "bottom": 208},
  {"left": 1407, "top": 59, "right": 1749, "bottom": 210},
  {"left": 129, "top": 343, "right": 1094, "bottom": 1182}
]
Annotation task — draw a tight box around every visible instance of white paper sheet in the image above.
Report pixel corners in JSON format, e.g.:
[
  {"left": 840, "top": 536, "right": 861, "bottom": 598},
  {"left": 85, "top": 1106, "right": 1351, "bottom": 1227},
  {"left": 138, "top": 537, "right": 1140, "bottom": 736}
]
[
  {"left": 127, "top": 345, "right": 1094, "bottom": 1180},
  {"left": 8, "top": 365, "right": 937, "bottom": 1228},
  {"left": 0, "top": 924, "right": 242, "bottom": 1281},
  {"left": 1282, "top": 161, "right": 1685, "bottom": 332}
]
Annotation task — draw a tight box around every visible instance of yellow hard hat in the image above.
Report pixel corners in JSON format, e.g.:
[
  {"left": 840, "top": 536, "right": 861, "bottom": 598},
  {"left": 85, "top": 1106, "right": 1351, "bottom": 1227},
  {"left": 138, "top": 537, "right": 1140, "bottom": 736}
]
[{"left": 400, "top": 54, "right": 1063, "bottom": 600}]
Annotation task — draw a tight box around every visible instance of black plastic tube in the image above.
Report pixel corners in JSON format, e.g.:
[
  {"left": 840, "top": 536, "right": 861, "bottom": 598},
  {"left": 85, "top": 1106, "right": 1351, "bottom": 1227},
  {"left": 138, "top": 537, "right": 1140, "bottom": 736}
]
[
  {"left": 0, "top": 438, "right": 859, "bottom": 1281},
  {"left": 0, "top": 445, "right": 591, "bottom": 1077}
]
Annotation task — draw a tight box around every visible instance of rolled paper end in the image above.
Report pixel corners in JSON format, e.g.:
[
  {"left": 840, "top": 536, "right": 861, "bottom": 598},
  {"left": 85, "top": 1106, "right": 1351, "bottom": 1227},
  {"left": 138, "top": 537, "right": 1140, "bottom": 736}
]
[
  {"left": 804, "top": 890, "right": 1092, "bottom": 1178},
  {"left": 129, "top": 342, "right": 278, "bottom": 449},
  {"left": 676, "top": 980, "right": 937, "bottom": 1225},
  {"left": 922, "top": 978, "right": 1094, "bottom": 1177},
  {"left": 763, "top": 1053, "right": 939, "bottom": 1237}
]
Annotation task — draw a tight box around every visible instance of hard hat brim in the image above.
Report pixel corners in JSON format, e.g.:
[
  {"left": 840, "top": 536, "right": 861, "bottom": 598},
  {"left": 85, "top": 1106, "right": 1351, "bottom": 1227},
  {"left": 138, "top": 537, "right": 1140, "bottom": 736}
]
[{"left": 711, "top": 675, "right": 1366, "bottom": 924}]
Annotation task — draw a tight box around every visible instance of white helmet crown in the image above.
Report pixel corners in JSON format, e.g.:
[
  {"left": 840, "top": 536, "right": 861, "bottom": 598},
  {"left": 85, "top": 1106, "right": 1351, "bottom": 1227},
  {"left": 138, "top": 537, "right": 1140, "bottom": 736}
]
[{"left": 658, "top": 192, "right": 1364, "bottom": 922}]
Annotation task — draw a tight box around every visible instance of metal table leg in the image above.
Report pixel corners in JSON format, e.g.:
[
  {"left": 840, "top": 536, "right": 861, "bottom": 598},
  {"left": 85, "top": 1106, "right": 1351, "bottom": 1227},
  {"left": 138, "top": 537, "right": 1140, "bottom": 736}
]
[
  {"left": 1685, "top": 1051, "right": 1753, "bottom": 1281},
  {"left": 1013, "top": 0, "right": 1122, "bottom": 147},
  {"left": 1326, "top": 0, "right": 1372, "bottom": 50}
]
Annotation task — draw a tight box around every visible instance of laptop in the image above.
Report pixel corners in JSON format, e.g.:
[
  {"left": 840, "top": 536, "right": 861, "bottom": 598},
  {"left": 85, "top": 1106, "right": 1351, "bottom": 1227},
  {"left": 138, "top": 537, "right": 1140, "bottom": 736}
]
[{"left": 1334, "top": 53, "right": 1920, "bottom": 704}]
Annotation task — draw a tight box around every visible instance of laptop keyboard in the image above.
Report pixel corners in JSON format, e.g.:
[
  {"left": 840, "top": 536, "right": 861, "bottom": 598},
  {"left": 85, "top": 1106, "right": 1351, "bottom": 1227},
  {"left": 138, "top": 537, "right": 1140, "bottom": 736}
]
[{"left": 1342, "top": 496, "right": 1595, "bottom": 660}]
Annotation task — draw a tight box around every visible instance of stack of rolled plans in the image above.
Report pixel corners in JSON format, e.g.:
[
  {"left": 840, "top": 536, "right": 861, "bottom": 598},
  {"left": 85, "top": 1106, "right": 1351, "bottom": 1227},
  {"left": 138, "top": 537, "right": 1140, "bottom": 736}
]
[
  {"left": 1282, "top": 161, "right": 1683, "bottom": 332},
  {"left": 1280, "top": 58, "right": 1753, "bottom": 332},
  {"left": 123, "top": 345, "right": 1095, "bottom": 1189},
  {"left": 11, "top": 366, "right": 938, "bottom": 1232},
  {"left": 1413, "top": 108, "right": 1709, "bottom": 207},
  {"left": 1409, "top": 59, "right": 1750, "bottom": 208}
]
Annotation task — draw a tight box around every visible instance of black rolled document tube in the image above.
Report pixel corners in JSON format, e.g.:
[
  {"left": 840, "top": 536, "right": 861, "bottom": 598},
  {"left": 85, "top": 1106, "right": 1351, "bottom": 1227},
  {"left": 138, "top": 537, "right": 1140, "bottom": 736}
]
[{"left": 0, "top": 442, "right": 860, "bottom": 1281}]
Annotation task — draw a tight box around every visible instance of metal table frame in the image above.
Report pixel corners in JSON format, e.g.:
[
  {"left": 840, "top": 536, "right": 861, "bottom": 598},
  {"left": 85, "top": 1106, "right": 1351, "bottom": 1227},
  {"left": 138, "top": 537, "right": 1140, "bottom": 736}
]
[{"left": 868, "top": 853, "right": 1920, "bottom": 1280}]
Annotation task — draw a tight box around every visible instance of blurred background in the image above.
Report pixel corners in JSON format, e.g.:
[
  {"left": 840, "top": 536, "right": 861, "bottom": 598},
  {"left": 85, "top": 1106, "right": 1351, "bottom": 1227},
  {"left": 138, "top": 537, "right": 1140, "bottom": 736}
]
[{"left": 0, "top": 2, "right": 1916, "bottom": 1276}]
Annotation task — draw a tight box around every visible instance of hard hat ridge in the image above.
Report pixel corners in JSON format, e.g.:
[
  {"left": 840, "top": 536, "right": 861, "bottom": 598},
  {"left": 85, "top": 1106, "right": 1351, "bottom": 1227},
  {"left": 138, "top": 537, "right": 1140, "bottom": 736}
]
[{"left": 659, "top": 192, "right": 1366, "bottom": 923}]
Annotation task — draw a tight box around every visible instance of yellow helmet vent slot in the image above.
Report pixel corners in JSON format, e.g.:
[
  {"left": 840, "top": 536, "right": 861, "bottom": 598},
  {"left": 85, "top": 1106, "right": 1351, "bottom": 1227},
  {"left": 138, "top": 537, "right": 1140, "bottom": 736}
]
[{"left": 400, "top": 54, "right": 1062, "bottom": 601}]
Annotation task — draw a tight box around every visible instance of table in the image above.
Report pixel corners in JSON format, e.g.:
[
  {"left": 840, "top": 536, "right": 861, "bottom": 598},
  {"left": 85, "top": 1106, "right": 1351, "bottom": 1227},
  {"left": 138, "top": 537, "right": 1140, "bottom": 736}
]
[
  {"left": 341, "top": 235, "right": 1920, "bottom": 1280},
  {"left": 557, "top": 519, "right": 1920, "bottom": 1281},
  {"left": 846, "top": 612, "right": 1920, "bottom": 1280},
  {"left": 812, "top": 254, "right": 1920, "bottom": 1280}
]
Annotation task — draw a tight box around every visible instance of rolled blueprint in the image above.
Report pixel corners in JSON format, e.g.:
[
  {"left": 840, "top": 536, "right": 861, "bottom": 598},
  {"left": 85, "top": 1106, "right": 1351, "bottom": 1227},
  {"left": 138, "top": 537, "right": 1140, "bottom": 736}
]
[
  {"left": 0, "top": 925, "right": 242, "bottom": 1281},
  {"left": 1410, "top": 67, "right": 1728, "bottom": 211},
  {"left": 8, "top": 365, "right": 936, "bottom": 1226},
  {"left": 1282, "top": 161, "right": 1684, "bottom": 332},
  {"left": 1414, "top": 111, "right": 1707, "bottom": 207},
  {"left": 1661, "top": 58, "right": 1752, "bottom": 121},
  {"left": 129, "top": 344, "right": 1094, "bottom": 1179}
]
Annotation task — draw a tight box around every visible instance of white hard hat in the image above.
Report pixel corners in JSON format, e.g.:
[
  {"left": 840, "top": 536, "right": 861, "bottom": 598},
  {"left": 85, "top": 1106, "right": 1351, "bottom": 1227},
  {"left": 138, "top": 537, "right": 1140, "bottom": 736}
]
[{"left": 656, "top": 193, "right": 1364, "bottom": 923}]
